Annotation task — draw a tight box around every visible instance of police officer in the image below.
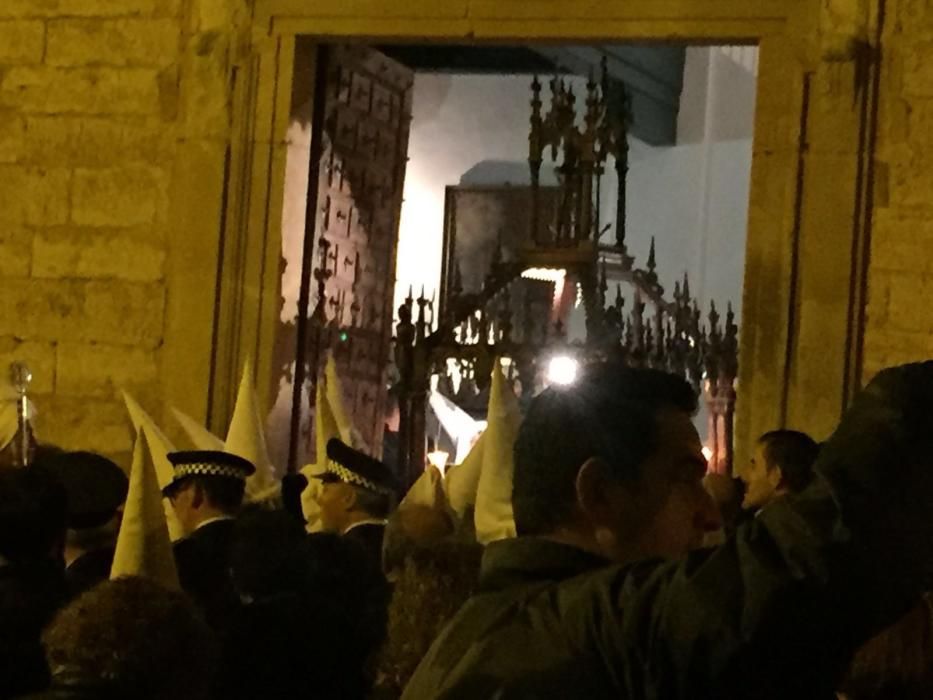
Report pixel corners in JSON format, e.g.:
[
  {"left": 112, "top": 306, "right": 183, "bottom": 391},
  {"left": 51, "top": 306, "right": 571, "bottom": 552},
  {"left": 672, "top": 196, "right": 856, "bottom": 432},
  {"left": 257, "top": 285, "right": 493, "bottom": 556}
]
[
  {"left": 313, "top": 438, "right": 398, "bottom": 569},
  {"left": 163, "top": 450, "right": 254, "bottom": 629}
]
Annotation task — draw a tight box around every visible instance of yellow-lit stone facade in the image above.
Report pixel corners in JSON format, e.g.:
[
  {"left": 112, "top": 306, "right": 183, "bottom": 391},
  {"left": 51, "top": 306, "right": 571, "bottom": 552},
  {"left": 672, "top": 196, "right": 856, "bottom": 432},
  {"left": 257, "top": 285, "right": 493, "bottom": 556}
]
[
  {"left": 0, "top": 0, "right": 249, "bottom": 461},
  {"left": 0, "top": 0, "right": 929, "bottom": 469},
  {"left": 864, "top": 0, "right": 933, "bottom": 377}
]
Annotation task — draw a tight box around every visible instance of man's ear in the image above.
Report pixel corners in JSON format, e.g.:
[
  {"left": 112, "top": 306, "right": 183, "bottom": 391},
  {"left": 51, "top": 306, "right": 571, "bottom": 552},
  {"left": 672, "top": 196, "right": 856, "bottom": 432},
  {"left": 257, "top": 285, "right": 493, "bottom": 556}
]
[
  {"left": 190, "top": 483, "right": 205, "bottom": 509},
  {"left": 576, "top": 458, "right": 627, "bottom": 526},
  {"left": 766, "top": 463, "right": 784, "bottom": 490},
  {"left": 341, "top": 484, "right": 359, "bottom": 511}
]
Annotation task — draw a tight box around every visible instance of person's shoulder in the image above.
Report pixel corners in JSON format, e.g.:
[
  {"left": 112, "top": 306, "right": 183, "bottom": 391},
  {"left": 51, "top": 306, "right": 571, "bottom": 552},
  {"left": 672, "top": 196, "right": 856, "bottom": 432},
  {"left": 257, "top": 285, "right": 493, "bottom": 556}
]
[
  {"left": 346, "top": 521, "right": 386, "bottom": 536},
  {"left": 175, "top": 521, "right": 234, "bottom": 572},
  {"left": 400, "top": 587, "right": 602, "bottom": 700},
  {"left": 343, "top": 522, "right": 386, "bottom": 549},
  {"left": 201, "top": 518, "right": 236, "bottom": 536},
  {"left": 189, "top": 519, "right": 236, "bottom": 548},
  {"left": 65, "top": 548, "right": 115, "bottom": 598}
]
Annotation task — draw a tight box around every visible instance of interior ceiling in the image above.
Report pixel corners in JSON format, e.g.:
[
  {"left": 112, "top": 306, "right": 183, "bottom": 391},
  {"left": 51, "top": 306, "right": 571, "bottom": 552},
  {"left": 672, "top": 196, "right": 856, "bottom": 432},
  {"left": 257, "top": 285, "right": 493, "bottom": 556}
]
[{"left": 378, "top": 44, "right": 686, "bottom": 146}]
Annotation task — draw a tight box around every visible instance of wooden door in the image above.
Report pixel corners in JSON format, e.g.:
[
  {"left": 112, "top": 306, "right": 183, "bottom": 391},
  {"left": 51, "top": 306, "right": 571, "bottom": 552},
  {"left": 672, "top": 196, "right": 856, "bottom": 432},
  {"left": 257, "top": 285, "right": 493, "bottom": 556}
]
[{"left": 298, "top": 45, "right": 413, "bottom": 463}]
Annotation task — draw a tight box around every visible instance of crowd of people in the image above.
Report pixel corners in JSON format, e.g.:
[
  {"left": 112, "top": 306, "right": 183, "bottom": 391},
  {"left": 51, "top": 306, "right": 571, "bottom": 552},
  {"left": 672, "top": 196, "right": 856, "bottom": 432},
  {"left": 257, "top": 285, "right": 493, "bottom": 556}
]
[{"left": 3, "top": 360, "right": 933, "bottom": 699}]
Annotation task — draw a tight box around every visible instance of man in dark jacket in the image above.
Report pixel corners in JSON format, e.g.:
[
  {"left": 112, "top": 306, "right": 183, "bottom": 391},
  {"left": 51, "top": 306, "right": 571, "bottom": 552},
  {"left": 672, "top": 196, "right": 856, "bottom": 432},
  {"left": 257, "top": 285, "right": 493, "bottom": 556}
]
[
  {"left": 742, "top": 428, "right": 821, "bottom": 511},
  {"left": 403, "top": 362, "right": 933, "bottom": 699},
  {"left": 313, "top": 438, "right": 399, "bottom": 570},
  {"left": 163, "top": 450, "right": 254, "bottom": 629},
  {"left": 45, "top": 451, "right": 128, "bottom": 598},
  {"left": 220, "top": 520, "right": 390, "bottom": 700}
]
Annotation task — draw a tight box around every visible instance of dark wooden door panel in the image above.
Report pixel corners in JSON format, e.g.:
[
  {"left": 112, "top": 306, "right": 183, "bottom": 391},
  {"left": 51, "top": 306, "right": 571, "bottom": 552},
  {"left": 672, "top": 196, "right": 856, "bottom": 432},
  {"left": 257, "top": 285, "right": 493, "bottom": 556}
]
[{"left": 305, "top": 45, "right": 413, "bottom": 459}]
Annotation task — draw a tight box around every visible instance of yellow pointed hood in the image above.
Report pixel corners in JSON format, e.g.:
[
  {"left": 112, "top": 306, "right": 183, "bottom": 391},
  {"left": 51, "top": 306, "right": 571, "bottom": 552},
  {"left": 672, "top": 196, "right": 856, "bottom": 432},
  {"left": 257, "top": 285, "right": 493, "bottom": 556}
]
[
  {"left": 122, "top": 392, "right": 185, "bottom": 542},
  {"left": 473, "top": 361, "right": 521, "bottom": 544},
  {"left": 315, "top": 378, "right": 342, "bottom": 467},
  {"left": 171, "top": 407, "right": 226, "bottom": 451},
  {"left": 324, "top": 356, "right": 353, "bottom": 443},
  {"left": 443, "top": 431, "right": 485, "bottom": 520},
  {"left": 400, "top": 463, "right": 446, "bottom": 510},
  {"left": 299, "top": 380, "right": 343, "bottom": 532},
  {"left": 111, "top": 426, "right": 180, "bottom": 590},
  {"left": 225, "top": 359, "right": 276, "bottom": 499}
]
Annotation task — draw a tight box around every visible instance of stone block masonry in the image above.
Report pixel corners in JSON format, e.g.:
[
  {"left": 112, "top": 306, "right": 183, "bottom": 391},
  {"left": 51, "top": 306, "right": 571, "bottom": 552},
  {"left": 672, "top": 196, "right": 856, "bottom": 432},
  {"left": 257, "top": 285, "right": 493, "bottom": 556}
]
[
  {"left": 0, "top": 1, "right": 190, "bottom": 464},
  {"left": 0, "top": 20, "right": 45, "bottom": 64},
  {"left": 46, "top": 19, "right": 179, "bottom": 68},
  {"left": 863, "top": 0, "right": 933, "bottom": 382}
]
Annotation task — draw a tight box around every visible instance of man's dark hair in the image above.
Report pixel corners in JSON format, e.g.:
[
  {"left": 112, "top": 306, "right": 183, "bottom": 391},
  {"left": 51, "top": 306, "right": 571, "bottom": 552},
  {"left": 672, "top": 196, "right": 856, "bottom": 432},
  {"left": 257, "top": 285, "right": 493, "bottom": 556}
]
[
  {"left": 354, "top": 486, "right": 392, "bottom": 519},
  {"left": 513, "top": 364, "right": 698, "bottom": 536},
  {"left": 185, "top": 475, "right": 246, "bottom": 514},
  {"left": 757, "top": 430, "right": 820, "bottom": 494},
  {"left": 0, "top": 465, "right": 67, "bottom": 564}
]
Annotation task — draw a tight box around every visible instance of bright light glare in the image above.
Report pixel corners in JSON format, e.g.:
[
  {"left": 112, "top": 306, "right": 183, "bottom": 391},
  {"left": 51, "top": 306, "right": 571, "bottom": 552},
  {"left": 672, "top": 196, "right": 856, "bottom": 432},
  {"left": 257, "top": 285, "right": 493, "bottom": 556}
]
[
  {"left": 702, "top": 446, "right": 713, "bottom": 462},
  {"left": 547, "top": 356, "right": 579, "bottom": 386},
  {"left": 522, "top": 267, "right": 566, "bottom": 284}
]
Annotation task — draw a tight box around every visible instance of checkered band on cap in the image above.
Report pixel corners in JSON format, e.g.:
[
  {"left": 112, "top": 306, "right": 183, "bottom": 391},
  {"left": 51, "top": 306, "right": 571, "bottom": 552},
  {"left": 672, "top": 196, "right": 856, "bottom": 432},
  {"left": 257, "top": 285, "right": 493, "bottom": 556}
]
[
  {"left": 174, "top": 462, "right": 249, "bottom": 481},
  {"left": 327, "top": 460, "right": 393, "bottom": 495}
]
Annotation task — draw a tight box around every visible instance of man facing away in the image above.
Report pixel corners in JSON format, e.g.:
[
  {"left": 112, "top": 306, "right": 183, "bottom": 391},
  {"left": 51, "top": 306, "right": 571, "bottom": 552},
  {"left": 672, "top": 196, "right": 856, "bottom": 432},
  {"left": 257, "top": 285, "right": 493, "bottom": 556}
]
[
  {"left": 163, "top": 450, "right": 254, "bottom": 629},
  {"left": 44, "top": 451, "right": 128, "bottom": 598},
  {"left": 314, "top": 438, "right": 399, "bottom": 570},
  {"left": 403, "top": 361, "right": 933, "bottom": 699},
  {"left": 742, "top": 429, "right": 820, "bottom": 512}
]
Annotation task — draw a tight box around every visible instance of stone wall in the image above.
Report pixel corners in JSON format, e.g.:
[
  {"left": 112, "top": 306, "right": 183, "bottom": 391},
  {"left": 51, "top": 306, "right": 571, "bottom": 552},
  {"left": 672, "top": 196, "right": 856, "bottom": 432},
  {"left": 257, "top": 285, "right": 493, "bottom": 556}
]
[
  {"left": 0, "top": 0, "right": 245, "bottom": 463},
  {"left": 863, "top": 0, "right": 933, "bottom": 379}
]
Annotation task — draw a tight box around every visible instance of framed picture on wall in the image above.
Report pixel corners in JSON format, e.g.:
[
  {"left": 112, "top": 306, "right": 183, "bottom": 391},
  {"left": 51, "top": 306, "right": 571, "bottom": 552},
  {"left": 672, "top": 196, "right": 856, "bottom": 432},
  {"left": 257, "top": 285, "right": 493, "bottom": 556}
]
[{"left": 440, "top": 184, "right": 561, "bottom": 316}]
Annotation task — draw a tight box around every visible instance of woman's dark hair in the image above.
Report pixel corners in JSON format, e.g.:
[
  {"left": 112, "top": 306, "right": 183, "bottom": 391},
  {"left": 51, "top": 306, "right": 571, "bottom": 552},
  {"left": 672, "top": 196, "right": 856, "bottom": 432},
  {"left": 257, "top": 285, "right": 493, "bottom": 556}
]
[
  {"left": 376, "top": 542, "right": 483, "bottom": 698},
  {"left": 43, "top": 577, "right": 216, "bottom": 700}
]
